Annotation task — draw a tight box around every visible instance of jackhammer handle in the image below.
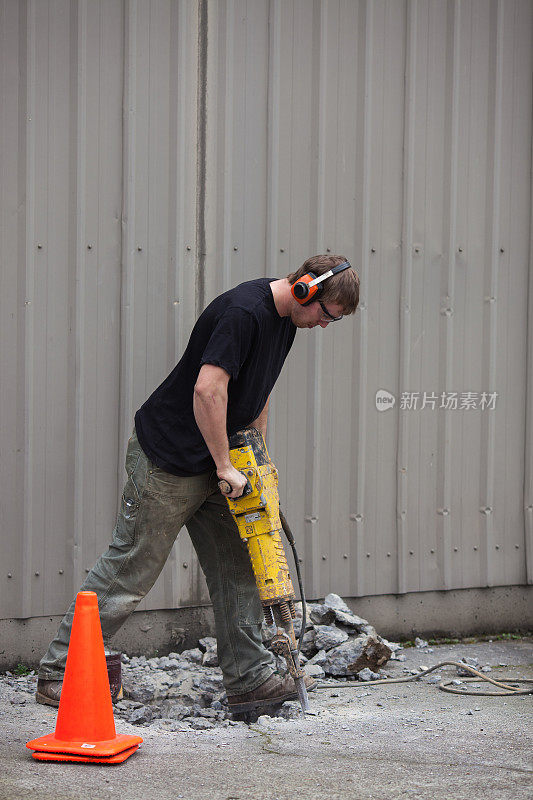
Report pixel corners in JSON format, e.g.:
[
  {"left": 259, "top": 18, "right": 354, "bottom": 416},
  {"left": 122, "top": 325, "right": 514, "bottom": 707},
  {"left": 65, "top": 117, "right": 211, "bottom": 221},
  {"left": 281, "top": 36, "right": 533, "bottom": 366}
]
[{"left": 218, "top": 475, "right": 253, "bottom": 497}]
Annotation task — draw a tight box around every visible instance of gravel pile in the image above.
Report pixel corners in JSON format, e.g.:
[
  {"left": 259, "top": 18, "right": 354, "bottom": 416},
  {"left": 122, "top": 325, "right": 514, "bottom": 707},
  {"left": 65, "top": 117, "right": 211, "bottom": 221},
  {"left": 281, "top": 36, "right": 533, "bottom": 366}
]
[
  {"left": 290, "top": 593, "right": 401, "bottom": 680},
  {"left": 111, "top": 593, "right": 403, "bottom": 729}
]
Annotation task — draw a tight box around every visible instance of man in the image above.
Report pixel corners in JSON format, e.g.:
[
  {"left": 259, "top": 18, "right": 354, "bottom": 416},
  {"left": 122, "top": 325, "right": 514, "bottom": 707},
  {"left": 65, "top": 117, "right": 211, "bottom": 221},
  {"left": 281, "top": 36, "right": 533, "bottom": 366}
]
[{"left": 37, "top": 254, "right": 359, "bottom": 713}]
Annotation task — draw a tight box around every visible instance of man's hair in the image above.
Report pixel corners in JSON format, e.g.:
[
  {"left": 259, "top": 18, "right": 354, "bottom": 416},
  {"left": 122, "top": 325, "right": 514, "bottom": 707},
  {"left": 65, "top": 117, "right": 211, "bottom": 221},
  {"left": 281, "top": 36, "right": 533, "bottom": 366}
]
[{"left": 286, "top": 254, "right": 360, "bottom": 315}]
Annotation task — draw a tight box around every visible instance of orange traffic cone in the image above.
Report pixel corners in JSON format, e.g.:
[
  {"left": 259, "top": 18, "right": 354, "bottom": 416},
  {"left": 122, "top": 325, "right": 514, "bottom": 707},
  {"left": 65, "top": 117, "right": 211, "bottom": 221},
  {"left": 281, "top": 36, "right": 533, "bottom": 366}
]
[{"left": 27, "top": 591, "right": 142, "bottom": 763}]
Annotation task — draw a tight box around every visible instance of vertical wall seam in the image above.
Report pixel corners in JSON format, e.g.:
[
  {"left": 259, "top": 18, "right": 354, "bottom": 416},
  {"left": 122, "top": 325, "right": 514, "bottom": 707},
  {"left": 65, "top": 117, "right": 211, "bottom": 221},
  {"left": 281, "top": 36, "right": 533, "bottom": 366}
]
[
  {"left": 175, "top": 3, "right": 188, "bottom": 366},
  {"left": 73, "top": 0, "right": 87, "bottom": 592},
  {"left": 524, "top": 1, "right": 533, "bottom": 585},
  {"left": 302, "top": 0, "right": 321, "bottom": 597},
  {"left": 42, "top": 0, "right": 50, "bottom": 615},
  {"left": 304, "top": 0, "right": 327, "bottom": 596},
  {"left": 315, "top": 0, "right": 327, "bottom": 250},
  {"left": 396, "top": 0, "right": 417, "bottom": 594},
  {"left": 265, "top": 0, "right": 280, "bottom": 275},
  {"left": 222, "top": 0, "right": 234, "bottom": 291},
  {"left": 265, "top": 0, "right": 280, "bottom": 446},
  {"left": 351, "top": 0, "right": 372, "bottom": 596},
  {"left": 119, "top": 0, "right": 137, "bottom": 478},
  {"left": 22, "top": 0, "right": 37, "bottom": 618},
  {"left": 438, "top": 0, "right": 460, "bottom": 590},
  {"left": 166, "top": 0, "right": 180, "bottom": 606},
  {"left": 481, "top": 0, "right": 504, "bottom": 587},
  {"left": 196, "top": 0, "right": 208, "bottom": 315}
]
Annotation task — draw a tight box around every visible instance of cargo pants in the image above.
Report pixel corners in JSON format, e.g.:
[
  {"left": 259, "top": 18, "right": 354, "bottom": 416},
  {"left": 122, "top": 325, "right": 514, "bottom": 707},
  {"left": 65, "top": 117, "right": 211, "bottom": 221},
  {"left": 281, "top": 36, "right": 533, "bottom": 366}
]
[{"left": 38, "top": 427, "right": 276, "bottom": 695}]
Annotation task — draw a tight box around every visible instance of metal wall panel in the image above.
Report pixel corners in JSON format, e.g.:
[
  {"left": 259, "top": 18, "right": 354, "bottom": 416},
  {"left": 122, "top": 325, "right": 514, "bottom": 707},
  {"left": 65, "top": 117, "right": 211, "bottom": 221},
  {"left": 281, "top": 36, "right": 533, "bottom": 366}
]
[
  {"left": 1, "top": 0, "right": 531, "bottom": 621},
  {"left": 119, "top": 0, "right": 203, "bottom": 611}
]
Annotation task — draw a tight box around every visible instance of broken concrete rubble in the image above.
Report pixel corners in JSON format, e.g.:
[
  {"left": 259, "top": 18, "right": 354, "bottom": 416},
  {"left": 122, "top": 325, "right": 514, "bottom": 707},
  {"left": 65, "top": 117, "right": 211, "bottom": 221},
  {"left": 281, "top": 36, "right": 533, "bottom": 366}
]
[
  {"left": 321, "top": 635, "right": 391, "bottom": 677},
  {"left": 357, "top": 667, "right": 381, "bottom": 681},
  {"left": 314, "top": 625, "right": 349, "bottom": 651},
  {"left": 346, "top": 636, "right": 392, "bottom": 675},
  {"left": 289, "top": 594, "right": 394, "bottom": 677},
  {"left": 198, "top": 638, "right": 219, "bottom": 667},
  {"left": 115, "top": 594, "right": 401, "bottom": 727}
]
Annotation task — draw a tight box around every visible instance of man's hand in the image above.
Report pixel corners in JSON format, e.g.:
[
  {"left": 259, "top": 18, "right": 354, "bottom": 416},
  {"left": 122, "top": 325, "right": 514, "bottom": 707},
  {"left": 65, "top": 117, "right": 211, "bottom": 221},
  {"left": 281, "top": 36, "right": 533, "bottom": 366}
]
[{"left": 217, "top": 465, "right": 248, "bottom": 499}]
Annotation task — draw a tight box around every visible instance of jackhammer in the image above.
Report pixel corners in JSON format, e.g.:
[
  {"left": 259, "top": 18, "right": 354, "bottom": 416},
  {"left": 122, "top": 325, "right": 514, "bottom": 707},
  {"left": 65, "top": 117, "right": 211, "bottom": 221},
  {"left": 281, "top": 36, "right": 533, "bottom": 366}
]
[{"left": 218, "top": 427, "right": 310, "bottom": 714}]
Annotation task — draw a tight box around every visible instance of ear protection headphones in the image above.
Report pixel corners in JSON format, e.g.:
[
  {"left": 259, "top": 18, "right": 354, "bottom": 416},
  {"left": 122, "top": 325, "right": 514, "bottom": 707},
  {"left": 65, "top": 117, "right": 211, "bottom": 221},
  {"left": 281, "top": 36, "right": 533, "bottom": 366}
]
[{"left": 290, "top": 260, "right": 352, "bottom": 306}]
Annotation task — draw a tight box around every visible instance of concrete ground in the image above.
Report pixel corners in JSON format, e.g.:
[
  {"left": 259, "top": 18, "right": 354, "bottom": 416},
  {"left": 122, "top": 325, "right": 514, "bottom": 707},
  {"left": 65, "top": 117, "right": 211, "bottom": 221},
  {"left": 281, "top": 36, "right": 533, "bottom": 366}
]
[{"left": 0, "top": 637, "right": 531, "bottom": 800}]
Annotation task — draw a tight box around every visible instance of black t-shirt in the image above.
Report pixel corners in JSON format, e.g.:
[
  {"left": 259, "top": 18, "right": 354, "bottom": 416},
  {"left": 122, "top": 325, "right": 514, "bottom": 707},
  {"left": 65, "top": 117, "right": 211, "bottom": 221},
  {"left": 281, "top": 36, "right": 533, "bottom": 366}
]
[{"left": 134, "top": 278, "right": 296, "bottom": 475}]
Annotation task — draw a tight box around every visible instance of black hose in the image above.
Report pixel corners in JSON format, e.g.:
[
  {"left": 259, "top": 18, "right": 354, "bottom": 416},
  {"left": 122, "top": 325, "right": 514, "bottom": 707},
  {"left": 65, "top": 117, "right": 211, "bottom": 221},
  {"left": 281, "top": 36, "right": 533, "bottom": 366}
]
[{"left": 279, "top": 510, "right": 306, "bottom": 656}]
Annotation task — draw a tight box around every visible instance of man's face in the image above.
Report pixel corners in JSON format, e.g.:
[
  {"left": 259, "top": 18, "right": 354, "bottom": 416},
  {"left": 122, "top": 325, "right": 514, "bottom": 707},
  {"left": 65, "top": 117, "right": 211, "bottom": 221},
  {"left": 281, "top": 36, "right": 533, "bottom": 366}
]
[{"left": 290, "top": 300, "right": 345, "bottom": 329}]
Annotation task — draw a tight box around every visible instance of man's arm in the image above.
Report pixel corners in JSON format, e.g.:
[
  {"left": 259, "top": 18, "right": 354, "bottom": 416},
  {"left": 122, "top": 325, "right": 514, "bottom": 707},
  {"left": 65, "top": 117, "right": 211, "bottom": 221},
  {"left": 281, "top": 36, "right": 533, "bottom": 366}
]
[
  {"left": 251, "top": 395, "right": 270, "bottom": 438},
  {"left": 193, "top": 364, "right": 247, "bottom": 498}
]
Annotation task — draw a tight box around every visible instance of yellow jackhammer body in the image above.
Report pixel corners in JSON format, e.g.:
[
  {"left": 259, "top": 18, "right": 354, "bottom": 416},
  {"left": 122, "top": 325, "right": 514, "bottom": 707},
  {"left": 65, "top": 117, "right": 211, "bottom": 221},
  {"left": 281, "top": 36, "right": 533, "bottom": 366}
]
[{"left": 219, "top": 428, "right": 310, "bottom": 713}]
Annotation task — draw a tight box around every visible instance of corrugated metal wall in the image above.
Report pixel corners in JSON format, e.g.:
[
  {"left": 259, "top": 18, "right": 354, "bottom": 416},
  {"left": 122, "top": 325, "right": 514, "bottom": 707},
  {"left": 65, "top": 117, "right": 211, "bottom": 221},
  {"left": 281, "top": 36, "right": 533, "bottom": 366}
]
[{"left": 1, "top": 0, "right": 532, "bottom": 621}]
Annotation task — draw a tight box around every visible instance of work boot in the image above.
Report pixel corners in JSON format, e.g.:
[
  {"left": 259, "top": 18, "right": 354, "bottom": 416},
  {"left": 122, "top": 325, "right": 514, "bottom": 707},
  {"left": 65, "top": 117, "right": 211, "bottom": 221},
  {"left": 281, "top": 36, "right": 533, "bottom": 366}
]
[
  {"left": 36, "top": 679, "right": 63, "bottom": 708},
  {"left": 36, "top": 657, "right": 123, "bottom": 708},
  {"left": 226, "top": 672, "right": 316, "bottom": 714},
  {"left": 36, "top": 678, "right": 123, "bottom": 707}
]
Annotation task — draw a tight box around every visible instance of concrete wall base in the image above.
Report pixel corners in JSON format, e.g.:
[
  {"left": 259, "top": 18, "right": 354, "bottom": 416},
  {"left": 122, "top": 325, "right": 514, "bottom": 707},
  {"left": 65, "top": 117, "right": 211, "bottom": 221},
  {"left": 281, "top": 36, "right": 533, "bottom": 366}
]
[
  {"left": 1, "top": 585, "right": 531, "bottom": 671},
  {"left": 347, "top": 585, "right": 533, "bottom": 640}
]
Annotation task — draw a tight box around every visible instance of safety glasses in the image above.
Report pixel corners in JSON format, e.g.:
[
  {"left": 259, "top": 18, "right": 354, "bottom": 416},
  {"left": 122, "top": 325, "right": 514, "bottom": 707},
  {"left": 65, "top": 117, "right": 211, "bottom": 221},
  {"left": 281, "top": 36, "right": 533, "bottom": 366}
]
[{"left": 318, "top": 300, "right": 343, "bottom": 322}]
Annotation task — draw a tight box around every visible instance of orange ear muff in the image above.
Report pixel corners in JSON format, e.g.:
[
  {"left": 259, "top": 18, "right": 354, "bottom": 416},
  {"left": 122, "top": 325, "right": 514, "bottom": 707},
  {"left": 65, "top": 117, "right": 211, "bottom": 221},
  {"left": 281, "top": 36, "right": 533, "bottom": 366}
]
[
  {"left": 291, "top": 272, "right": 319, "bottom": 306},
  {"left": 291, "top": 261, "right": 353, "bottom": 306}
]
